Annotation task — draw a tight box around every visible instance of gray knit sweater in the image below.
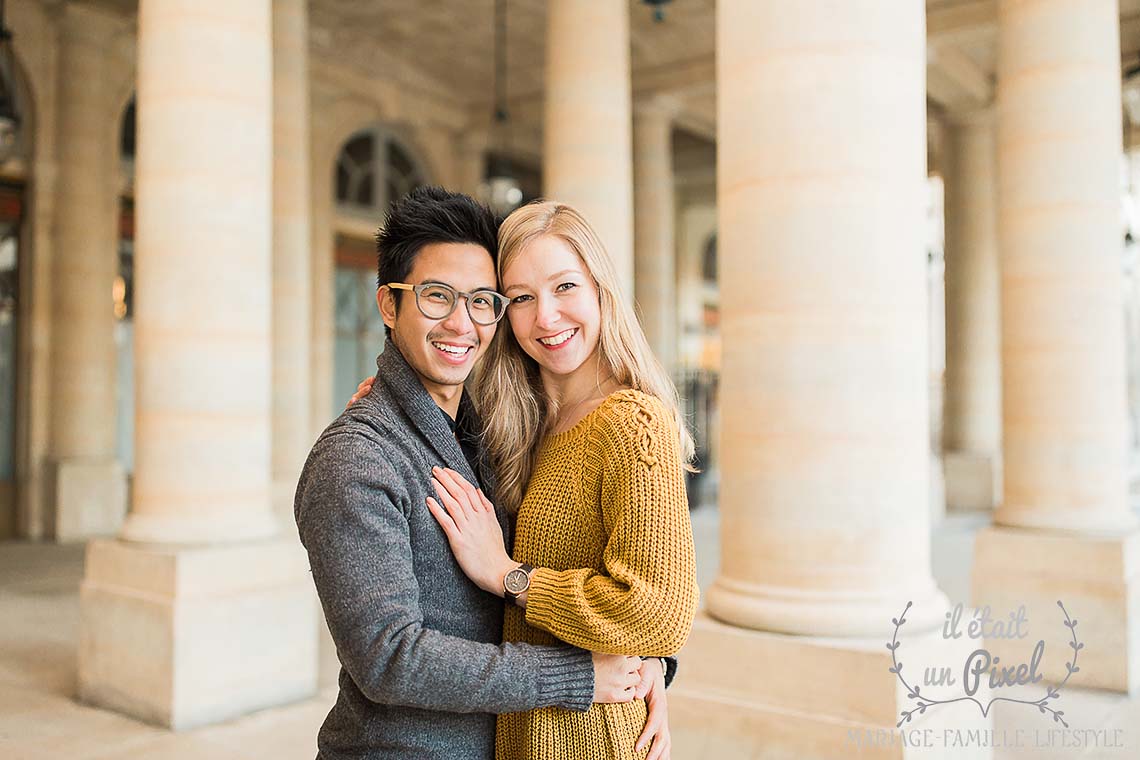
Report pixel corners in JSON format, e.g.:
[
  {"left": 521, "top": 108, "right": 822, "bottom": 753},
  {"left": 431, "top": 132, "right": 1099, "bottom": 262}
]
[{"left": 295, "top": 342, "right": 594, "bottom": 760}]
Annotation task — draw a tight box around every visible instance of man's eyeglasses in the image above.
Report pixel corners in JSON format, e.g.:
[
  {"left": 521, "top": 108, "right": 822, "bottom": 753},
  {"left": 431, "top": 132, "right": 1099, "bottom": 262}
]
[{"left": 386, "top": 282, "right": 509, "bottom": 325}]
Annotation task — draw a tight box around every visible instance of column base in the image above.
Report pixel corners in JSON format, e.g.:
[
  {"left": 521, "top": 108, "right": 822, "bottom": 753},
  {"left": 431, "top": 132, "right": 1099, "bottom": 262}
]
[
  {"left": 972, "top": 526, "right": 1140, "bottom": 693},
  {"left": 670, "top": 613, "right": 992, "bottom": 759},
  {"left": 944, "top": 451, "right": 997, "bottom": 512},
  {"left": 706, "top": 577, "right": 950, "bottom": 637},
  {"left": 78, "top": 537, "right": 318, "bottom": 729},
  {"left": 46, "top": 458, "right": 127, "bottom": 541}
]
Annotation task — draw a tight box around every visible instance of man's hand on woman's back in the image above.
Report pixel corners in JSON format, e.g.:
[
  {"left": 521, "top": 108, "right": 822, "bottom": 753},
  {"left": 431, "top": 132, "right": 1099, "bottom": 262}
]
[{"left": 591, "top": 653, "right": 641, "bottom": 703}]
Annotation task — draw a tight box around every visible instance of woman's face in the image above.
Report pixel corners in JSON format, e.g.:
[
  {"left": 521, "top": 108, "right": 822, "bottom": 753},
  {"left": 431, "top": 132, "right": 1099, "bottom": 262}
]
[{"left": 501, "top": 234, "right": 602, "bottom": 379}]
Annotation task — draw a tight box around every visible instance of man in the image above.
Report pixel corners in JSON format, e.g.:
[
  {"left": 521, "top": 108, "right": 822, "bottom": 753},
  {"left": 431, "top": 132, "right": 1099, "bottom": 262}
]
[{"left": 295, "top": 187, "right": 665, "bottom": 760}]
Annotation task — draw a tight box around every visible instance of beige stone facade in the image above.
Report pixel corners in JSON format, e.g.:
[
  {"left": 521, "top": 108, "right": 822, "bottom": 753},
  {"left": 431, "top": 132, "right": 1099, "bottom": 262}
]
[{"left": 2, "top": 0, "right": 1139, "bottom": 755}]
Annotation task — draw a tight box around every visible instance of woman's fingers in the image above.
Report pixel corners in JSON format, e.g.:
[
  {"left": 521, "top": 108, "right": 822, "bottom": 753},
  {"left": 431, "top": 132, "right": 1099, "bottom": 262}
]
[
  {"left": 443, "top": 468, "right": 481, "bottom": 506},
  {"left": 431, "top": 478, "right": 468, "bottom": 527},
  {"left": 638, "top": 662, "right": 671, "bottom": 758},
  {"left": 425, "top": 497, "right": 457, "bottom": 538},
  {"left": 436, "top": 467, "right": 479, "bottom": 507},
  {"left": 476, "top": 489, "right": 495, "bottom": 514},
  {"left": 646, "top": 733, "right": 670, "bottom": 760},
  {"left": 432, "top": 467, "right": 482, "bottom": 517},
  {"left": 636, "top": 713, "right": 661, "bottom": 754}
]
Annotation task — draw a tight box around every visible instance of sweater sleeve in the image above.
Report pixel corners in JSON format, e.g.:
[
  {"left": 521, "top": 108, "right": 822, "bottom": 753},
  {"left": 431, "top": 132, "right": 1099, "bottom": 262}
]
[
  {"left": 523, "top": 392, "right": 700, "bottom": 657},
  {"left": 296, "top": 430, "right": 594, "bottom": 714}
]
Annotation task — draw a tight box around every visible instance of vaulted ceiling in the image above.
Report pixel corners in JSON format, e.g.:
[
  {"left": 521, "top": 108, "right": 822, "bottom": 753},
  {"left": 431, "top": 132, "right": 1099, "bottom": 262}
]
[{"left": 80, "top": 0, "right": 1140, "bottom": 142}]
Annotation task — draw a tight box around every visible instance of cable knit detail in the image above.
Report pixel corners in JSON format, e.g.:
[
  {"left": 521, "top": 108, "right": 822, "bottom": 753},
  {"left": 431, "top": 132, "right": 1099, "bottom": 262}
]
[
  {"left": 496, "top": 389, "right": 700, "bottom": 760},
  {"left": 622, "top": 400, "right": 659, "bottom": 469}
]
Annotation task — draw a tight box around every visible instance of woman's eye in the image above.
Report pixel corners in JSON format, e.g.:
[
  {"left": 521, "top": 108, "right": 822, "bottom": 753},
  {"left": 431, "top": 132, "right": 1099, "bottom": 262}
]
[
  {"left": 556, "top": 282, "right": 577, "bottom": 293},
  {"left": 511, "top": 294, "right": 533, "bottom": 304}
]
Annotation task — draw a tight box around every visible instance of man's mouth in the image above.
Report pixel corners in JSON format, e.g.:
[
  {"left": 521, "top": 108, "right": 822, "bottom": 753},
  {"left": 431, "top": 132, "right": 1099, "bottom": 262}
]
[
  {"left": 537, "top": 328, "right": 577, "bottom": 348},
  {"left": 431, "top": 341, "right": 474, "bottom": 357}
]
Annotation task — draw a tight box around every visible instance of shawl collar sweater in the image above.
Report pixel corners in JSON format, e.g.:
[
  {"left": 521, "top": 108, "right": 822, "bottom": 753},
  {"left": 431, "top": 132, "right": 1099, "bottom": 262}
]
[{"left": 295, "top": 341, "right": 593, "bottom": 760}]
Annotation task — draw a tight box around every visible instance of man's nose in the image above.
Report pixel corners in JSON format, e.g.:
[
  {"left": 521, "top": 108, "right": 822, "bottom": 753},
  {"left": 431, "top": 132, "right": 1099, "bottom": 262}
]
[{"left": 440, "top": 296, "right": 475, "bottom": 333}]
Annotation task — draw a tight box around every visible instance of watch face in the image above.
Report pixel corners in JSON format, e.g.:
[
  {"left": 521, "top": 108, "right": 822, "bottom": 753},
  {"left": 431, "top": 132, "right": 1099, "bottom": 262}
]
[{"left": 505, "top": 568, "right": 529, "bottom": 594}]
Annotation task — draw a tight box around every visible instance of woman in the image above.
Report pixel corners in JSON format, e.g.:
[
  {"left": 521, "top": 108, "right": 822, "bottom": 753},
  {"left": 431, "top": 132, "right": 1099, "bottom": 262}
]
[
  {"left": 352, "top": 200, "right": 698, "bottom": 759},
  {"left": 428, "top": 200, "right": 699, "bottom": 760}
]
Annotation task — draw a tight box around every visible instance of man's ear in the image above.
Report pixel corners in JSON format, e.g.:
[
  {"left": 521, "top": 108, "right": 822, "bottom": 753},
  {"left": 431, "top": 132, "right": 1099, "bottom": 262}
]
[{"left": 377, "top": 286, "right": 397, "bottom": 330}]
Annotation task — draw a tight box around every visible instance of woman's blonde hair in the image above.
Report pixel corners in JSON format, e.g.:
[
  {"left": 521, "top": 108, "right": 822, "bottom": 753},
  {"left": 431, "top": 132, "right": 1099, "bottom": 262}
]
[{"left": 476, "top": 200, "right": 695, "bottom": 514}]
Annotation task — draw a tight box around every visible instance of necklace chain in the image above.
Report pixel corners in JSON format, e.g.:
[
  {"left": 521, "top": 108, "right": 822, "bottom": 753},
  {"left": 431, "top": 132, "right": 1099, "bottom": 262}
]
[{"left": 553, "top": 375, "right": 616, "bottom": 429}]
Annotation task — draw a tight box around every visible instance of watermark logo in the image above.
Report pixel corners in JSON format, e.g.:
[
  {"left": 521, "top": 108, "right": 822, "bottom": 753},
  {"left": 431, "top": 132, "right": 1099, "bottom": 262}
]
[{"left": 888, "top": 599, "right": 1082, "bottom": 727}]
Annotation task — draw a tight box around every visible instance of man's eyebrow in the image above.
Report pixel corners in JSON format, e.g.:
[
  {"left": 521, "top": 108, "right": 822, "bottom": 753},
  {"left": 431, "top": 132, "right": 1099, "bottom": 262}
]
[{"left": 419, "top": 278, "right": 498, "bottom": 292}]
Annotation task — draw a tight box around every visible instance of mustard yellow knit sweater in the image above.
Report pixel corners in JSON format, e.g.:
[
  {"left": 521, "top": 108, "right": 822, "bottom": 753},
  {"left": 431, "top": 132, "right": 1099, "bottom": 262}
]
[{"left": 496, "top": 390, "right": 700, "bottom": 760}]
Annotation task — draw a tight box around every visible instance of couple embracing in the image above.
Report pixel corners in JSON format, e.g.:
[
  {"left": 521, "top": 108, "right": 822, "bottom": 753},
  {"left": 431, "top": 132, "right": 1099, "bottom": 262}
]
[{"left": 295, "top": 187, "right": 699, "bottom": 760}]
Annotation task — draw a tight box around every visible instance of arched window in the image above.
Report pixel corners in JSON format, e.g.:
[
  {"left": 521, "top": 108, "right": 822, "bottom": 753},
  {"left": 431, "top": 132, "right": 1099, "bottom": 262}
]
[
  {"left": 332, "top": 127, "right": 428, "bottom": 415},
  {"left": 335, "top": 127, "right": 427, "bottom": 214}
]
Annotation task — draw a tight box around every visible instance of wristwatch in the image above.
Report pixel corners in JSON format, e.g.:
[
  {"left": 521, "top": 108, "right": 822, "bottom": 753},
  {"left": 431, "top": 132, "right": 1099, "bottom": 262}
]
[{"left": 503, "top": 563, "right": 534, "bottom": 605}]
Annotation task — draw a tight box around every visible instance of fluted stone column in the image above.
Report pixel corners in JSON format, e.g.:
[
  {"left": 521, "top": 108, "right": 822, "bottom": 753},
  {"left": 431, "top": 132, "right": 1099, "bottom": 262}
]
[
  {"left": 670, "top": 3, "right": 986, "bottom": 756},
  {"left": 309, "top": 136, "right": 334, "bottom": 436},
  {"left": 544, "top": 0, "right": 634, "bottom": 296},
  {"left": 48, "top": 2, "right": 126, "bottom": 540},
  {"left": 707, "top": 0, "right": 944, "bottom": 639},
  {"left": 271, "top": 0, "right": 312, "bottom": 524},
  {"left": 633, "top": 98, "right": 677, "bottom": 373},
  {"left": 79, "top": 0, "right": 316, "bottom": 728},
  {"left": 942, "top": 109, "right": 1001, "bottom": 512},
  {"left": 972, "top": 0, "right": 1140, "bottom": 694}
]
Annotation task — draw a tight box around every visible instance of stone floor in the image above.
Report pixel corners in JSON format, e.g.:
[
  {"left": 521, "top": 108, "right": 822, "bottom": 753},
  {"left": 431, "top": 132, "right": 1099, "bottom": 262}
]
[{"left": 0, "top": 509, "right": 1136, "bottom": 759}]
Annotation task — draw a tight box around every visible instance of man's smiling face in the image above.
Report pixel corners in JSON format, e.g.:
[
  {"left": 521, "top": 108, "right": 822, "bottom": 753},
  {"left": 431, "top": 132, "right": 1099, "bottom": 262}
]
[{"left": 378, "top": 242, "right": 499, "bottom": 407}]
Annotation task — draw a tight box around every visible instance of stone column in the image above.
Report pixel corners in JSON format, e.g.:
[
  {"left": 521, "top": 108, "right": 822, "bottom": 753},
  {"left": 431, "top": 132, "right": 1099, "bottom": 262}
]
[
  {"left": 633, "top": 97, "right": 678, "bottom": 373},
  {"left": 79, "top": 0, "right": 317, "bottom": 728},
  {"left": 271, "top": 0, "right": 312, "bottom": 524},
  {"left": 675, "top": 196, "right": 715, "bottom": 371},
  {"left": 309, "top": 135, "right": 334, "bottom": 438},
  {"left": 670, "top": 3, "right": 986, "bottom": 756},
  {"left": 973, "top": 0, "right": 1140, "bottom": 693},
  {"left": 48, "top": 2, "right": 127, "bottom": 540},
  {"left": 543, "top": 0, "right": 634, "bottom": 297},
  {"left": 942, "top": 109, "right": 1001, "bottom": 512}
]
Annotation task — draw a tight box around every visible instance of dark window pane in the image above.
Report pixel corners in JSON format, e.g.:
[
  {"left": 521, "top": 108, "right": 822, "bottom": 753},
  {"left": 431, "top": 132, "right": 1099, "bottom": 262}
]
[
  {"left": 389, "top": 141, "right": 414, "bottom": 179},
  {"left": 345, "top": 133, "right": 374, "bottom": 169},
  {"left": 357, "top": 169, "right": 375, "bottom": 207},
  {"left": 336, "top": 163, "right": 351, "bottom": 204}
]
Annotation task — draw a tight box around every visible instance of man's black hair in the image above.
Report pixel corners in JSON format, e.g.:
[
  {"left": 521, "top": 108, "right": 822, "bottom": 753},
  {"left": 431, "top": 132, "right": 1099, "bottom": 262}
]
[{"left": 376, "top": 186, "right": 500, "bottom": 305}]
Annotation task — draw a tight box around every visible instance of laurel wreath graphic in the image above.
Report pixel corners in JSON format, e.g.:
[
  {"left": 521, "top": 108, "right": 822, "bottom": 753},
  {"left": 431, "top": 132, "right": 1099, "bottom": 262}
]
[{"left": 887, "top": 600, "right": 1081, "bottom": 728}]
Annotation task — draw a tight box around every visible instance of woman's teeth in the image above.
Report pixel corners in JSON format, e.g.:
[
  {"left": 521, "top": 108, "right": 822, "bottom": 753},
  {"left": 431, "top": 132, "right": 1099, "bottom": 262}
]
[{"left": 538, "top": 329, "right": 576, "bottom": 347}]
